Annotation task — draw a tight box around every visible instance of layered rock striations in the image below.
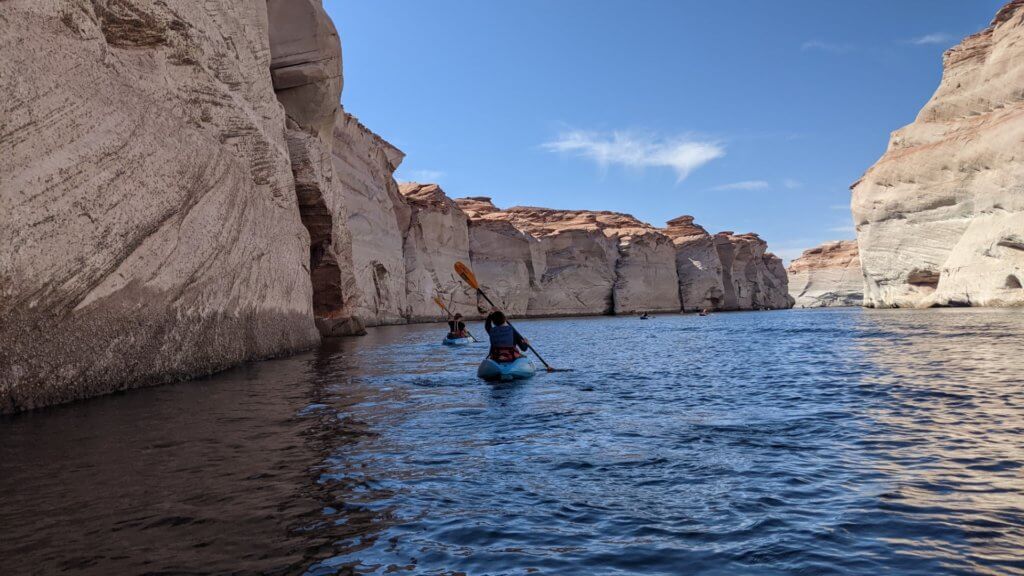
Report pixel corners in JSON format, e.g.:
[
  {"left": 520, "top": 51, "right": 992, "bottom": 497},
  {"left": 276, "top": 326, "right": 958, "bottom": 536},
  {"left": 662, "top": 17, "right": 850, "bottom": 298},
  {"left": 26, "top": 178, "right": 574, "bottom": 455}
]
[
  {"left": 399, "top": 183, "right": 477, "bottom": 321},
  {"left": 333, "top": 111, "right": 410, "bottom": 326},
  {"left": 788, "top": 241, "right": 864, "bottom": 308},
  {"left": 0, "top": 0, "right": 320, "bottom": 412},
  {"left": 498, "top": 207, "right": 682, "bottom": 316},
  {"left": 269, "top": 0, "right": 362, "bottom": 337},
  {"left": 852, "top": 1, "right": 1024, "bottom": 308},
  {"left": 0, "top": 2, "right": 792, "bottom": 413},
  {"left": 454, "top": 202, "right": 792, "bottom": 316},
  {"left": 662, "top": 218, "right": 793, "bottom": 311}
]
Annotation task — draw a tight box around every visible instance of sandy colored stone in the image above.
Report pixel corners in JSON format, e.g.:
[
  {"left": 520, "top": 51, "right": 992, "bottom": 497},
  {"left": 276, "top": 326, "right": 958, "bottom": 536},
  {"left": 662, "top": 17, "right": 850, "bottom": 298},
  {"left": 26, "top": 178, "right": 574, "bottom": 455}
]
[
  {"left": 333, "top": 111, "right": 410, "bottom": 325},
  {"left": 268, "top": 0, "right": 363, "bottom": 337},
  {"left": 852, "top": 1, "right": 1024, "bottom": 308},
  {"left": 788, "top": 240, "right": 863, "bottom": 308},
  {"left": 713, "top": 233, "right": 794, "bottom": 310},
  {"left": 663, "top": 216, "right": 726, "bottom": 311},
  {"left": 399, "top": 183, "right": 477, "bottom": 321},
  {"left": 0, "top": 0, "right": 319, "bottom": 413}
]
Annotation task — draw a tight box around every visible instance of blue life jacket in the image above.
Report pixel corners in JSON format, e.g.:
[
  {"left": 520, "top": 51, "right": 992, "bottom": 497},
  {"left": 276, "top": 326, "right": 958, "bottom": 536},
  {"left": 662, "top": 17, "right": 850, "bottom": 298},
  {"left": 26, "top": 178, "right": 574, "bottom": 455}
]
[{"left": 488, "top": 324, "right": 515, "bottom": 348}]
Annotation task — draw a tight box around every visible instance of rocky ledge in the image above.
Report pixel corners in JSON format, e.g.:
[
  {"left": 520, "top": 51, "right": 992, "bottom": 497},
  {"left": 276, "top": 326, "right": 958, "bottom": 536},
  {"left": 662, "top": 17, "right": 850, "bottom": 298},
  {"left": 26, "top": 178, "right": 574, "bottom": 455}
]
[{"left": 788, "top": 241, "right": 864, "bottom": 308}]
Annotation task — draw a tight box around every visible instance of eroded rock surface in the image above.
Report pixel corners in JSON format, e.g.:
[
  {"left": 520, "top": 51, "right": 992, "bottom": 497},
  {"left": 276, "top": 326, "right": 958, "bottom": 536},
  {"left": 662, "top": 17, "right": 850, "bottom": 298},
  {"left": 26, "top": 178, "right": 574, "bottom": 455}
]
[
  {"left": 399, "top": 183, "right": 476, "bottom": 321},
  {"left": 788, "top": 240, "right": 864, "bottom": 308},
  {"left": 498, "top": 207, "right": 682, "bottom": 316},
  {"left": 0, "top": 0, "right": 319, "bottom": 412},
  {"left": 852, "top": 1, "right": 1024, "bottom": 308},
  {"left": 269, "top": 0, "right": 363, "bottom": 337},
  {"left": 334, "top": 112, "right": 409, "bottom": 325},
  {"left": 663, "top": 216, "right": 726, "bottom": 311},
  {"left": 713, "top": 233, "right": 793, "bottom": 311},
  {"left": 455, "top": 198, "right": 540, "bottom": 316}
]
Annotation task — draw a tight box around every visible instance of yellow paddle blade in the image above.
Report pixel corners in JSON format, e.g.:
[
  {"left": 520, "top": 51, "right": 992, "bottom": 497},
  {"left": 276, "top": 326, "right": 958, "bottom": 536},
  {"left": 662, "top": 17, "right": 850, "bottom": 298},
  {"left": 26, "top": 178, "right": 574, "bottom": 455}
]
[
  {"left": 432, "top": 295, "right": 449, "bottom": 314},
  {"left": 454, "top": 261, "right": 480, "bottom": 290}
]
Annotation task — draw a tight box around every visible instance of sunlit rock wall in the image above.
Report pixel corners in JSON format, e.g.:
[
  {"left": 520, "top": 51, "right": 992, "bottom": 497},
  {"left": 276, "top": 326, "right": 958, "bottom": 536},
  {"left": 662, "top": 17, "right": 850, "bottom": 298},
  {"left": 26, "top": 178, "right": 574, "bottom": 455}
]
[
  {"left": 852, "top": 1, "right": 1024, "bottom": 308},
  {"left": 788, "top": 240, "right": 864, "bottom": 308},
  {"left": 0, "top": 0, "right": 319, "bottom": 412},
  {"left": 399, "top": 183, "right": 477, "bottom": 321}
]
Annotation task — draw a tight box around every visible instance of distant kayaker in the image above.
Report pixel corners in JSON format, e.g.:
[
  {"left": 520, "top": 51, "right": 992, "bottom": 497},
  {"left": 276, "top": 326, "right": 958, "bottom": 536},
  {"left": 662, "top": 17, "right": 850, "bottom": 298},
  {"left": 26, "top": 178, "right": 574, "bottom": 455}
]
[
  {"left": 640, "top": 312, "right": 650, "bottom": 320},
  {"left": 485, "top": 310, "right": 529, "bottom": 362},
  {"left": 699, "top": 308, "right": 710, "bottom": 317},
  {"left": 447, "top": 313, "right": 469, "bottom": 339}
]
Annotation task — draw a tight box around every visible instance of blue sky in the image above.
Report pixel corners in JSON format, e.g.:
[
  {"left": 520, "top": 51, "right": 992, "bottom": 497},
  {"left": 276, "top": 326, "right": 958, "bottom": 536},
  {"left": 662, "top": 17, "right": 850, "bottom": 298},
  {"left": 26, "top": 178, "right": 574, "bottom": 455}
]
[{"left": 324, "top": 0, "right": 1004, "bottom": 262}]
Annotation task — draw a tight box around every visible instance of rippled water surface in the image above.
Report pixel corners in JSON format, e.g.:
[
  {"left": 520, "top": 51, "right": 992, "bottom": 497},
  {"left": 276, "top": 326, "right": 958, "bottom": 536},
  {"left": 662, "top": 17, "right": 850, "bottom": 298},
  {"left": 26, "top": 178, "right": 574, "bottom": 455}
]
[{"left": 3, "top": 308, "right": 1024, "bottom": 575}]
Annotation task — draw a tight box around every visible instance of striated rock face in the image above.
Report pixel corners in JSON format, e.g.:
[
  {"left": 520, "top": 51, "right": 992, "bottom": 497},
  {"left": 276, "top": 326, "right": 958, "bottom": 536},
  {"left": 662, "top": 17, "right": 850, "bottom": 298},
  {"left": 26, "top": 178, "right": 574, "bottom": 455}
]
[
  {"left": 455, "top": 198, "right": 539, "bottom": 316},
  {"left": 663, "top": 216, "right": 726, "bottom": 311},
  {"left": 713, "top": 233, "right": 794, "bottom": 310},
  {"left": 852, "top": 1, "right": 1024, "bottom": 308},
  {"left": 333, "top": 111, "right": 409, "bottom": 326},
  {"left": 498, "top": 208, "right": 682, "bottom": 316},
  {"left": 269, "top": 0, "right": 362, "bottom": 337},
  {"left": 399, "top": 183, "right": 476, "bottom": 321},
  {"left": 0, "top": 0, "right": 319, "bottom": 412},
  {"left": 788, "top": 241, "right": 864, "bottom": 308}
]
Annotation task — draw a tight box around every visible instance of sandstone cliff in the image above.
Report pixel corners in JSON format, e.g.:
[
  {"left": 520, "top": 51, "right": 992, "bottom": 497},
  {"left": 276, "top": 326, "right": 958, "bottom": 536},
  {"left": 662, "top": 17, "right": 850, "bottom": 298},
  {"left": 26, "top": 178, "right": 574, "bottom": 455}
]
[
  {"left": 495, "top": 207, "right": 682, "bottom": 316},
  {"left": 333, "top": 112, "right": 410, "bottom": 325},
  {"left": 269, "top": 0, "right": 363, "bottom": 337},
  {"left": 399, "top": 183, "right": 477, "bottom": 321},
  {"left": 0, "top": 2, "right": 792, "bottom": 413},
  {"left": 662, "top": 218, "right": 793, "bottom": 311},
  {"left": 0, "top": 0, "right": 319, "bottom": 413},
  {"left": 455, "top": 202, "right": 792, "bottom": 316},
  {"left": 788, "top": 241, "right": 864, "bottom": 308},
  {"left": 852, "top": 0, "right": 1024, "bottom": 308}
]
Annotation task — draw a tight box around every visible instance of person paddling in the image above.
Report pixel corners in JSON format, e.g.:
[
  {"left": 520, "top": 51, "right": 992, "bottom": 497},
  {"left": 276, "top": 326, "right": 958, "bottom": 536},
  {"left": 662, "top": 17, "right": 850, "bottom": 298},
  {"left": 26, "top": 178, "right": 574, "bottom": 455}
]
[
  {"left": 447, "top": 313, "right": 469, "bottom": 339},
  {"left": 485, "top": 310, "right": 529, "bottom": 362}
]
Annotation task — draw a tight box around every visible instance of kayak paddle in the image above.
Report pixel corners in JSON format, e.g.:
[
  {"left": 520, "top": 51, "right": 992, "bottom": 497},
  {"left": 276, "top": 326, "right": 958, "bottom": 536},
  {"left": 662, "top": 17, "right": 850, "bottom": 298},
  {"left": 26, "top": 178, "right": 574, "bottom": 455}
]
[
  {"left": 433, "top": 294, "right": 478, "bottom": 342},
  {"left": 453, "top": 261, "right": 570, "bottom": 373}
]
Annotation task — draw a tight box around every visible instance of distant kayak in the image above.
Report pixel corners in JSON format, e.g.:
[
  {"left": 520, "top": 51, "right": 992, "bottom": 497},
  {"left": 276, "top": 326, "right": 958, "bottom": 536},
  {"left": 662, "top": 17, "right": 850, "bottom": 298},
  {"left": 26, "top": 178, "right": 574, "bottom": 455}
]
[
  {"left": 442, "top": 336, "right": 473, "bottom": 346},
  {"left": 477, "top": 357, "right": 536, "bottom": 382}
]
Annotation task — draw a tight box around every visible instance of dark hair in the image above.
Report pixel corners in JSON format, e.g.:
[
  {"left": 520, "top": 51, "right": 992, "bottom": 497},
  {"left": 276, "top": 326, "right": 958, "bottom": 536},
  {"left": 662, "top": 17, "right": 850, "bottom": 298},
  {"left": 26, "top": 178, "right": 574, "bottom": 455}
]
[
  {"left": 454, "top": 313, "right": 463, "bottom": 320},
  {"left": 489, "top": 311, "right": 507, "bottom": 325}
]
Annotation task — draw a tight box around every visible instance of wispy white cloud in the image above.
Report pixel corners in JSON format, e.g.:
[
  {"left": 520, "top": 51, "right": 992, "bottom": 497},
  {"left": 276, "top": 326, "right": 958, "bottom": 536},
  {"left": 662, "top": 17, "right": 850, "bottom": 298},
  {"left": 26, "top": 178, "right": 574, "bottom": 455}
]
[
  {"left": 401, "top": 169, "right": 445, "bottom": 183},
  {"left": 710, "top": 180, "right": 770, "bottom": 192},
  {"left": 908, "top": 33, "right": 952, "bottom": 46},
  {"left": 801, "top": 40, "right": 855, "bottom": 54},
  {"left": 783, "top": 178, "right": 803, "bottom": 189},
  {"left": 542, "top": 129, "right": 724, "bottom": 182}
]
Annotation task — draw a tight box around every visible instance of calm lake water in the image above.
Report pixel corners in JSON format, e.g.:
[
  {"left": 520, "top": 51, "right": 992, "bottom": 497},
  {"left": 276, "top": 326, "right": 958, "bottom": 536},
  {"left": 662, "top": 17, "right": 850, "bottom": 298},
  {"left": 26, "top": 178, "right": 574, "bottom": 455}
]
[{"left": 2, "top": 308, "right": 1023, "bottom": 575}]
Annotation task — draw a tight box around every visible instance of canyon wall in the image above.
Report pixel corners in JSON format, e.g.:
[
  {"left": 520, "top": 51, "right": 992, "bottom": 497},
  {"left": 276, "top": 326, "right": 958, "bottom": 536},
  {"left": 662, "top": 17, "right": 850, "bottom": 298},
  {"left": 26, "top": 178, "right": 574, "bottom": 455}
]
[
  {"left": 0, "top": 0, "right": 320, "bottom": 413},
  {"left": 788, "top": 241, "right": 864, "bottom": 308},
  {"left": 852, "top": 0, "right": 1024, "bottom": 308},
  {"left": 0, "top": 2, "right": 791, "bottom": 413},
  {"left": 451, "top": 201, "right": 791, "bottom": 316}
]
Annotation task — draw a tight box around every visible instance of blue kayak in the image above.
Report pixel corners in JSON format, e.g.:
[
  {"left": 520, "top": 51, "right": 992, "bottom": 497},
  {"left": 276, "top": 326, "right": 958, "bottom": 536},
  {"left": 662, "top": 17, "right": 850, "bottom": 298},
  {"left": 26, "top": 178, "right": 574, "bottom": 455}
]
[
  {"left": 477, "top": 357, "right": 537, "bottom": 381},
  {"left": 442, "top": 336, "right": 473, "bottom": 346}
]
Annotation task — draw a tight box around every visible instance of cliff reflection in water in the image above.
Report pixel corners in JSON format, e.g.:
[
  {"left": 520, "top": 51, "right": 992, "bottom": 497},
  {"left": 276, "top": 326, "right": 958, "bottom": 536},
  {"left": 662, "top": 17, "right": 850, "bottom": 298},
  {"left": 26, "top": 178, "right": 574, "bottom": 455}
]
[
  {"left": 2, "top": 309, "right": 1024, "bottom": 575},
  {"left": 851, "top": 309, "right": 1024, "bottom": 568}
]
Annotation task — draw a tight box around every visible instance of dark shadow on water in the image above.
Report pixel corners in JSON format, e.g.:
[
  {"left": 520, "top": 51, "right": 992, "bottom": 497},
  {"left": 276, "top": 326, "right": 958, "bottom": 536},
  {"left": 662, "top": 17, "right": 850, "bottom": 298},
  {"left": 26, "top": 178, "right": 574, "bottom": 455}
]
[{"left": 2, "top": 309, "right": 1024, "bottom": 575}]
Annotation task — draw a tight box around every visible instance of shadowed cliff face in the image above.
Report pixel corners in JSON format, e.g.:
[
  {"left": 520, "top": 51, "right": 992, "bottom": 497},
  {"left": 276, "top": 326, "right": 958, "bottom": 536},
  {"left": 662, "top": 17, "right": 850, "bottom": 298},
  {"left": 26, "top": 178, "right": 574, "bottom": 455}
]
[
  {"left": 852, "top": 0, "right": 1024, "bottom": 309},
  {"left": 0, "top": 0, "right": 319, "bottom": 413},
  {"left": 268, "top": 0, "right": 364, "bottom": 337},
  {"left": 788, "top": 240, "right": 864, "bottom": 308}
]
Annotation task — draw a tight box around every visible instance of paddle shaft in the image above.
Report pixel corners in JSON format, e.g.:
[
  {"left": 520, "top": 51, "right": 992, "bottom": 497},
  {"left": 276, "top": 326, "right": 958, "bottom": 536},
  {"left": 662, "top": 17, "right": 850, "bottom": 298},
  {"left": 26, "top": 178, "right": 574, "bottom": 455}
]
[{"left": 474, "top": 289, "right": 553, "bottom": 371}]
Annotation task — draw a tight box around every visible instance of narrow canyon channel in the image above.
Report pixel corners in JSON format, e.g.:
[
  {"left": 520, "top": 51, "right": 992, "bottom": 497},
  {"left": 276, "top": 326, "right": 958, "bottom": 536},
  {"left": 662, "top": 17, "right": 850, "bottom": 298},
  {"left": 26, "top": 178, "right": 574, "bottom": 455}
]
[{"left": 2, "top": 308, "right": 1023, "bottom": 575}]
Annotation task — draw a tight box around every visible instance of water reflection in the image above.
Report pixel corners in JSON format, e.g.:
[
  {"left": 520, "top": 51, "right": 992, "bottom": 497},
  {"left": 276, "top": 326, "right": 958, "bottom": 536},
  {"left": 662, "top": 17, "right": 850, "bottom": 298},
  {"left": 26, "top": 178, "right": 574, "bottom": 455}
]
[{"left": 2, "top": 310, "right": 1023, "bottom": 575}]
